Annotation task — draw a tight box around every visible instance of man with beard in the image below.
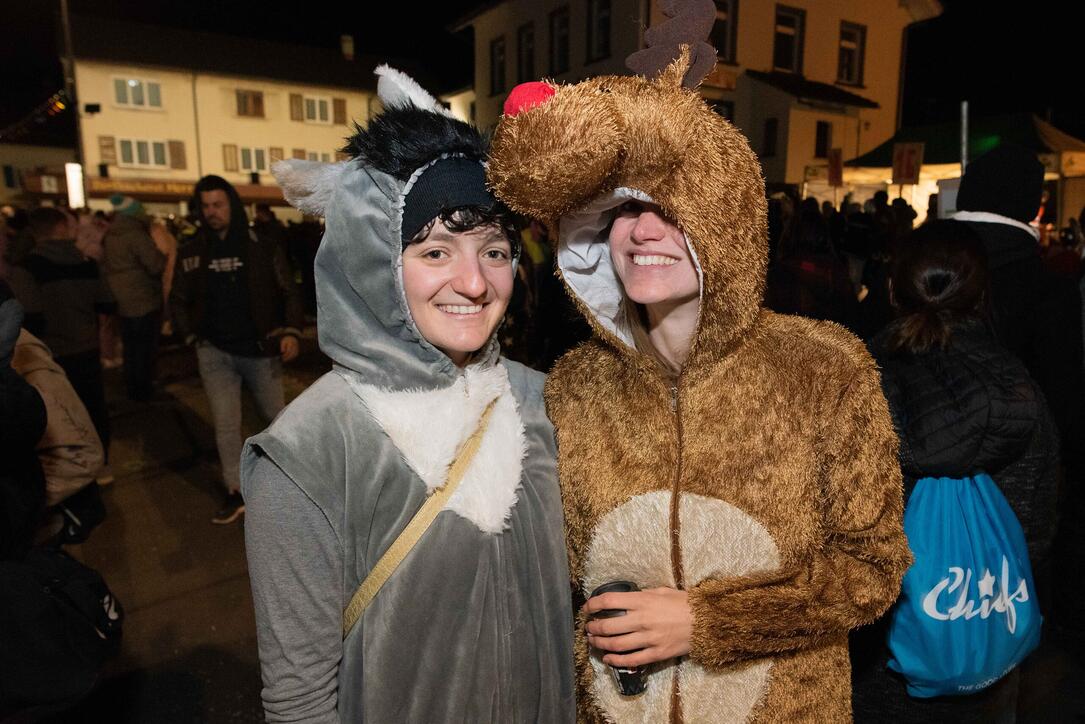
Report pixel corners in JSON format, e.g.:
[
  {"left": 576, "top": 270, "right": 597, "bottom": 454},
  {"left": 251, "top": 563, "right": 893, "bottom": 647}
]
[{"left": 171, "top": 176, "right": 303, "bottom": 524}]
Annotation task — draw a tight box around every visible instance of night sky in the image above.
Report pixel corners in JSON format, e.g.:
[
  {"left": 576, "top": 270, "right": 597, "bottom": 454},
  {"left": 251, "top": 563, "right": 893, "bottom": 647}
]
[{"left": 2, "top": 0, "right": 1083, "bottom": 144}]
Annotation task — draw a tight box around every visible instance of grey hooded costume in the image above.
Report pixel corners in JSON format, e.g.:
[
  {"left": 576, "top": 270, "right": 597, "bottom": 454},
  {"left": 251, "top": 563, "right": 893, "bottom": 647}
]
[{"left": 240, "top": 66, "right": 574, "bottom": 723}]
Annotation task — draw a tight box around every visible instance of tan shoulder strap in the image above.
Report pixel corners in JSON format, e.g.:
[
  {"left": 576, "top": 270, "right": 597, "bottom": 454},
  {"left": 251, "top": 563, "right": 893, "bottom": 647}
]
[{"left": 342, "top": 398, "right": 498, "bottom": 638}]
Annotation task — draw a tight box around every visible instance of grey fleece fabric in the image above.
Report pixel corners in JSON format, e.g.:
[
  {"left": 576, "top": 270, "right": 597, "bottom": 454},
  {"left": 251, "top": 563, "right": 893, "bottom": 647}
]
[{"left": 241, "top": 124, "right": 574, "bottom": 721}]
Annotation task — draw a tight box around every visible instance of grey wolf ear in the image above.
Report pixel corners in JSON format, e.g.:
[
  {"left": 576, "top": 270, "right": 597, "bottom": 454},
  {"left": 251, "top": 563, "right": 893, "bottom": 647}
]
[
  {"left": 375, "top": 64, "right": 456, "bottom": 118},
  {"left": 271, "top": 159, "right": 350, "bottom": 217}
]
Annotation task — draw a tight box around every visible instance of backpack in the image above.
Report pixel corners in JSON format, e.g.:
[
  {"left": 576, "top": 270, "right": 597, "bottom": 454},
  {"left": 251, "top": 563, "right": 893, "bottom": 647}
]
[
  {"left": 0, "top": 547, "right": 123, "bottom": 715},
  {"left": 886, "top": 473, "right": 1041, "bottom": 698}
]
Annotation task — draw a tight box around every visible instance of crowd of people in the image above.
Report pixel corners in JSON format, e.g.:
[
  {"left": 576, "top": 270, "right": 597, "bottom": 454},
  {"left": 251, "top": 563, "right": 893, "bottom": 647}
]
[{"left": 1, "top": 57, "right": 1084, "bottom": 724}]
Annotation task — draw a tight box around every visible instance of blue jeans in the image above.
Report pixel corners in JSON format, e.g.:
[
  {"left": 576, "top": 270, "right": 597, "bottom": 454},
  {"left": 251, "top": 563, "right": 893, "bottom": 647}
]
[{"left": 196, "top": 342, "right": 284, "bottom": 493}]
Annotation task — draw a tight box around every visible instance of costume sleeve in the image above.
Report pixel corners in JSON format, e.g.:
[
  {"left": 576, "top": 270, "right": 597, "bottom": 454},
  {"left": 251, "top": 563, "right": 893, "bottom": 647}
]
[
  {"left": 686, "top": 367, "right": 912, "bottom": 667},
  {"left": 243, "top": 453, "right": 342, "bottom": 724}
]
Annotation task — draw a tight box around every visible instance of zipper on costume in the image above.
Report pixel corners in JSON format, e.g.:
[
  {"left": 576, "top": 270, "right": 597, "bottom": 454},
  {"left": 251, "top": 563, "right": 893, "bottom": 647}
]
[{"left": 669, "top": 380, "right": 685, "bottom": 724}]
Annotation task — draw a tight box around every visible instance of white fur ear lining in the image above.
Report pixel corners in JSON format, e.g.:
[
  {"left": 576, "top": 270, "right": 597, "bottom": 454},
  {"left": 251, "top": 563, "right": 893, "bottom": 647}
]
[
  {"left": 271, "top": 159, "right": 349, "bottom": 217},
  {"left": 375, "top": 64, "right": 457, "bottom": 119}
]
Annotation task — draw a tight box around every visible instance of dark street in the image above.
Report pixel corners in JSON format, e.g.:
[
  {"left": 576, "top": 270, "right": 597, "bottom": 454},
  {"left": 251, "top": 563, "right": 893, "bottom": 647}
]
[{"left": 39, "top": 334, "right": 327, "bottom": 723}]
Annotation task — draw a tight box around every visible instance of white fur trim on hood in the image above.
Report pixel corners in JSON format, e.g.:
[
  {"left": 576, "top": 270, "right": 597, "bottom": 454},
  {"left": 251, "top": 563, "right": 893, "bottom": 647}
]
[
  {"left": 346, "top": 364, "right": 526, "bottom": 534},
  {"left": 557, "top": 187, "right": 703, "bottom": 349}
]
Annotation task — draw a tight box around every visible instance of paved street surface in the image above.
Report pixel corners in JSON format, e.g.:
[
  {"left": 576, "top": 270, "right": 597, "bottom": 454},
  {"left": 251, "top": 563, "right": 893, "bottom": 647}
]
[
  {"left": 42, "top": 334, "right": 328, "bottom": 724},
  {"left": 33, "top": 332, "right": 1085, "bottom": 723}
]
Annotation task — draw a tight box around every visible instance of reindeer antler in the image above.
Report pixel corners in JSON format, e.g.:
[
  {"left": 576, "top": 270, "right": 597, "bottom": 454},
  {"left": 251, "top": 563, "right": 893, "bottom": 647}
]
[{"left": 626, "top": 0, "right": 717, "bottom": 89}]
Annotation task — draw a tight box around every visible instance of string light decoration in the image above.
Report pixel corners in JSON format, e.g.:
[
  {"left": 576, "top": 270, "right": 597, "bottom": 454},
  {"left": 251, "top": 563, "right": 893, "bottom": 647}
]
[{"left": 0, "top": 90, "right": 70, "bottom": 142}]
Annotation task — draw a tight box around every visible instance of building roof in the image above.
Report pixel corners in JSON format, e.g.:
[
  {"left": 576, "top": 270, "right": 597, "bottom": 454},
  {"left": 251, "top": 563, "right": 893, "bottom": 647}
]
[
  {"left": 449, "top": 2, "right": 505, "bottom": 32},
  {"left": 846, "top": 113, "right": 1085, "bottom": 167},
  {"left": 68, "top": 15, "right": 432, "bottom": 92},
  {"left": 745, "top": 70, "right": 880, "bottom": 110}
]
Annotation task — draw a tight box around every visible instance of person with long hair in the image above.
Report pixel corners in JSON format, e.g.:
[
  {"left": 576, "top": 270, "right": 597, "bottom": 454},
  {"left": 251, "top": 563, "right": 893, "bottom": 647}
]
[
  {"left": 488, "top": 31, "right": 911, "bottom": 724},
  {"left": 853, "top": 220, "right": 1058, "bottom": 723}
]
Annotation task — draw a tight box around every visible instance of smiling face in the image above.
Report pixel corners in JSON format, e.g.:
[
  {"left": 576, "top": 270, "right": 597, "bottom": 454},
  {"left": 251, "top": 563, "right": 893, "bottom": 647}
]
[
  {"left": 608, "top": 200, "right": 699, "bottom": 308},
  {"left": 401, "top": 220, "right": 515, "bottom": 366}
]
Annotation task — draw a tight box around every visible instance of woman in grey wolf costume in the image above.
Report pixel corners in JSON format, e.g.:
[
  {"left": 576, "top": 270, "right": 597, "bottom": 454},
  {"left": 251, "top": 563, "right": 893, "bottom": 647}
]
[{"left": 241, "top": 67, "right": 575, "bottom": 722}]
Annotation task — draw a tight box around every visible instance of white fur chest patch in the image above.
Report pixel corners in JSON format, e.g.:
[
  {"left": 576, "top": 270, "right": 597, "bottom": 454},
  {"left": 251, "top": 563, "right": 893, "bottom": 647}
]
[
  {"left": 346, "top": 365, "right": 526, "bottom": 534},
  {"left": 583, "top": 491, "right": 781, "bottom": 724}
]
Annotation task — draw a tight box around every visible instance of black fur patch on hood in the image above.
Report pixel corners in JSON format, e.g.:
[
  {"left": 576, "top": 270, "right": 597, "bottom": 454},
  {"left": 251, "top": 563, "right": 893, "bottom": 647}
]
[{"left": 343, "top": 105, "right": 488, "bottom": 182}]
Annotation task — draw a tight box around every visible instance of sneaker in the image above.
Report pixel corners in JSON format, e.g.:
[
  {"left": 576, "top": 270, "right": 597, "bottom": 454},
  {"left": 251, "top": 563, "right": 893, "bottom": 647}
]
[{"left": 211, "top": 491, "right": 245, "bottom": 525}]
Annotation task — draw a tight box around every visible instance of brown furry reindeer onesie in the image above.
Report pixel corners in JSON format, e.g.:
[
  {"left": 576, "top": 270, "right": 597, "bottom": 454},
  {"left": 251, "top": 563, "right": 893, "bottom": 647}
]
[{"left": 487, "top": 2, "right": 912, "bottom": 722}]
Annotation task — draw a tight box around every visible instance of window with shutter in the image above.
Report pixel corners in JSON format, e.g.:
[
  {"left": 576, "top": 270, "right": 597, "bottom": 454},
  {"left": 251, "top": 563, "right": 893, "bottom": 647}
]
[
  {"left": 223, "top": 144, "right": 239, "bottom": 172},
  {"left": 292, "top": 148, "right": 306, "bottom": 160},
  {"left": 98, "top": 136, "right": 117, "bottom": 165},
  {"left": 269, "top": 147, "right": 284, "bottom": 162},
  {"left": 333, "top": 98, "right": 347, "bottom": 125},
  {"left": 289, "top": 93, "right": 304, "bottom": 121},
  {"left": 168, "top": 140, "right": 186, "bottom": 169},
  {"left": 237, "top": 90, "right": 265, "bottom": 118}
]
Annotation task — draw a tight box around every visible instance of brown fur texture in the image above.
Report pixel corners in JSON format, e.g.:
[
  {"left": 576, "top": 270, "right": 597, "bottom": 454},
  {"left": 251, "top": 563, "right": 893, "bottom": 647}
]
[{"left": 489, "top": 49, "right": 912, "bottom": 723}]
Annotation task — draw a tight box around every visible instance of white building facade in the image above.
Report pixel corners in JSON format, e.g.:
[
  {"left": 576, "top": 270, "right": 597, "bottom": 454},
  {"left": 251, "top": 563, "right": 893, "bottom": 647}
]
[{"left": 29, "top": 16, "right": 381, "bottom": 216}]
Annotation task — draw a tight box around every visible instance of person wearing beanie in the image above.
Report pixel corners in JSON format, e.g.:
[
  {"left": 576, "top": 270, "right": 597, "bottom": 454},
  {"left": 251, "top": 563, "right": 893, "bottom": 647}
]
[
  {"left": 239, "top": 65, "right": 573, "bottom": 723},
  {"left": 954, "top": 144, "right": 1085, "bottom": 635},
  {"left": 101, "top": 194, "right": 175, "bottom": 402},
  {"left": 108, "top": 193, "right": 145, "bottom": 218}
]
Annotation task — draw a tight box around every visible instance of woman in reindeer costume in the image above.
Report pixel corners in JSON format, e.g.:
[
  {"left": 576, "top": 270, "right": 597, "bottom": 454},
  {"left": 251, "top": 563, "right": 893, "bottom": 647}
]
[
  {"left": 488, "top": 1, "right": 911, "bottom": 721},
  {"left": 241, "top": 67, "right": 574, "bottom": 722}
]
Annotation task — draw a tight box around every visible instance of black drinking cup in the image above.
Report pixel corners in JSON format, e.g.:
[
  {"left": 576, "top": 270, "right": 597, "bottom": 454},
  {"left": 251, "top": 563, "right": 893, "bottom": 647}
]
[{"left": 588, "top": 580, "right": 647, "bottom": 696}]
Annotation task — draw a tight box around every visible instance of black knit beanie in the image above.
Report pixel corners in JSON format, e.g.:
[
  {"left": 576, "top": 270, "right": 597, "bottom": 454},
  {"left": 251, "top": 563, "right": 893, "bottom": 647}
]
[
  {"left": 401, "top": 157, "right": 495, "bottom": 243},
  {"left": 956, "top": 144, "right": 1044, "bottom": 223}
]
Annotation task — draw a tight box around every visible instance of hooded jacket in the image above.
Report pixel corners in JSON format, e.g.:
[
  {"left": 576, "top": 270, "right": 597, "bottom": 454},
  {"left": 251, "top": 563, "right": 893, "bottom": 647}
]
[
  {"left": 101, "top": 213, "right": 166, "bottom": 318},
  {"left": 239, "top": 67, "right": 574, "bottom": 723},
  {"left": 488, "top": 48, "right": 911, "bottom": 723},
  {"left": 170, "top": 181, "right": 304, "bottom": 353}
]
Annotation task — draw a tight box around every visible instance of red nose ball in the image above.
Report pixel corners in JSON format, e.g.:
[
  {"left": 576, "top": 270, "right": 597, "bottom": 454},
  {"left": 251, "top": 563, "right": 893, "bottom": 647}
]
[{"left": 503, "top": 82, "right": 556, "bottom": 117}]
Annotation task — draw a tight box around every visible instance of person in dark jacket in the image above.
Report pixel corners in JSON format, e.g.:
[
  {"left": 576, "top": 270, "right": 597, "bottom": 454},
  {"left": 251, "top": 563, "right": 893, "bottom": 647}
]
[
  {"left": 101, "top": 194, "right": 173, "bottom": 401},
  {"left": 8, "top": 208, "right": 113, "bottom": 476},
  {"left": 0, "top": 283, "right": 47, "bottom": 562},
  {"left": 853, "top": 220, "right": 1059, "bottom": 723},
  {"left": 170, "top": 176, "right": 304, "bottom": 524},
  {"left": 953, "top": 144, "right": 1085, "bottom": 636}
]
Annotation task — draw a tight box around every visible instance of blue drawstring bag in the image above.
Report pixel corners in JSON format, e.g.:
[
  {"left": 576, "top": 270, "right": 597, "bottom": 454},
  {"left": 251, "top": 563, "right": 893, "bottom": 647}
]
[{"left": 886, "top": 473, "right": 1042, "bottom": 698}]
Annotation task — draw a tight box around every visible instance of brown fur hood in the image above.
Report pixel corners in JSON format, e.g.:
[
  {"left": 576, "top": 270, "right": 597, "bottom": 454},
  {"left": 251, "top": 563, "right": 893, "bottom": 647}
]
[
  {"left": 490, "top": 48, "right": 766, "bottom": 365},
  {"left": 489, "top": 44, "right": 909, "bottom": 724}
]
